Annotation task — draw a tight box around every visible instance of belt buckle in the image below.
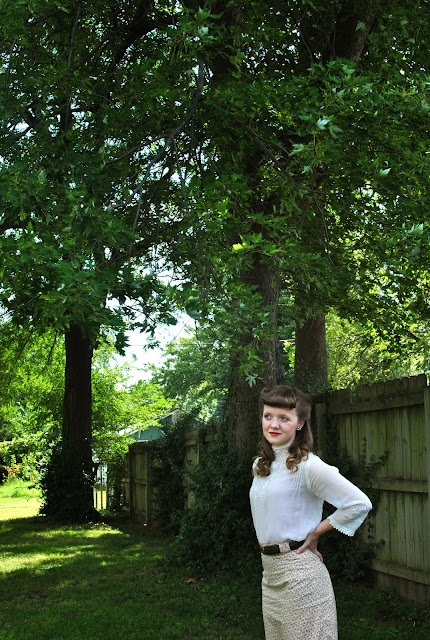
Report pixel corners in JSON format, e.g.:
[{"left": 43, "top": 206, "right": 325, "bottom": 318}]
[{"left": 262, "top": 544, "right": 280, "bottom": 555}]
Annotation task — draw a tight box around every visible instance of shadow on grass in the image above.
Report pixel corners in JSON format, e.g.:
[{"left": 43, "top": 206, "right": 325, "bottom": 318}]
[
  {"left": 0, "top": 515, "right": 264, "bottom": 640},
  {"left": 1, "top": 516, "right": 429, "bottom": 640}
]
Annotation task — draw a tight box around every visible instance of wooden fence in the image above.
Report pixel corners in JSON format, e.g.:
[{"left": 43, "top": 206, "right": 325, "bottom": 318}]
[
  {"left": 123, "top": 443, "right": 154, "bottom": 524},
  {"left": 123, "top": 374, "right": 430, "bottom": 603},
  {"left": 316, "top": 374, "right": 430, "bottom": 602},
  {"left": 123, "top": 429, "right": 213, "bottom": 520}
]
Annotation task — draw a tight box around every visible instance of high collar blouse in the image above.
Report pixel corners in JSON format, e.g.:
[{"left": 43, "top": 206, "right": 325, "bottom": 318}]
[{"left": 249, "top": 442, "right": 372, "bottom": 545}]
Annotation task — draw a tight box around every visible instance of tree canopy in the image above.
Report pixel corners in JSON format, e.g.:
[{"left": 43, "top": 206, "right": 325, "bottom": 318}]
[{"left": 1, "top": 1, "right": 430, "bottom": 516}]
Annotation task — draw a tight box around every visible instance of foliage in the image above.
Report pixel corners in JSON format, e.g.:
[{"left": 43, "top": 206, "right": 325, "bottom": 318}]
[
  {"left": 326, "top": 312, "right": 430, "bottom": 389},
  {"left": 162, "top": 427, "right": 258, "bottom": 573},
  {"left": 151, "top": 324, "right": 229, "bottom": 418},
  {"left": 39, "top": 443, "right": 98, "bottom": 523},
  {"left": 0, "top": 0, "right": 192, "bottom": 343},
  {"left": 0, "top": 324, "right": 64, "bottom": 480},
  {"left": 0, "top": 325, "right": 64, "bottom": 440},
  {"left": 92, "top": 355, "right": 174, "bottom": 464},
  {"left": 0, "top": 433, "right": 53, "bottom": 482},
  {"left": 319, "top": 421, "right": 389, "bottom": 581},
  {"left": 150, "top": 306, "right": 428, "bottom": 413},
  {"left": 149, "top": 412, "right": 191, "bottom": 535},
  {"left": 163, "top": 0, "right": 430, "bottom": 393}
]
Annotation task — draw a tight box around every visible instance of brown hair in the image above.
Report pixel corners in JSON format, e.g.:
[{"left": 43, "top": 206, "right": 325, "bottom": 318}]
[{"left": 254, "top": 385, "right": 313, "bottom": 476}]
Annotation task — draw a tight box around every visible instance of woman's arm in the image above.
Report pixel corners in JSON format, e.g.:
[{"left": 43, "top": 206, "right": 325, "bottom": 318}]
[
  {"left": 305, "top": 456, "right": 372, "bottom": 536},
  {"left": 296, "top": 518, "right": 334, "bottom": 562}
]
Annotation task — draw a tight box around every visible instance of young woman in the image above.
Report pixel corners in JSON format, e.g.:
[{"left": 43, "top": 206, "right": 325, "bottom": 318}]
[{"left": 249, "top": 385, "right": 372, "bottom": 640}]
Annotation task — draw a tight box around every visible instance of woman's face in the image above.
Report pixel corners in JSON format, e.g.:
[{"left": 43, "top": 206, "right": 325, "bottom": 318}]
[{"left": 262, "top": 405, "right": 304, "bottom": 446}]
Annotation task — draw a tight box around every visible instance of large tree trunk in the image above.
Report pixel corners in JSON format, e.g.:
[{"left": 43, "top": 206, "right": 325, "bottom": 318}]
[
  {"left": 227, "top": 253, "right": 284, "bottom": 461},
  {"left": 42, "top": 323, "right": 98, "bottom": 521},
  {"left": 294, "top": 314, "right": 327, "bottom": 396},
  {"left": 63, "top": 323, "right": 94, "bottom": 474},
  {"left": 56, "top": 325, "right": 98, "bottom": 521}
]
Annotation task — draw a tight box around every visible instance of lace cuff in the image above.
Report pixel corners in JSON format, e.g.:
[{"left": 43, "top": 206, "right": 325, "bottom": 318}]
[{"left": 328, "top": 504, "right": 372, "bottom": 537}]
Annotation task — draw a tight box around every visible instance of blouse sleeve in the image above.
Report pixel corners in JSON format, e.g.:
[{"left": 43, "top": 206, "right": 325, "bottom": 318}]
[{"left": 305, "top": 455, "right": 372, "bottom": 536}]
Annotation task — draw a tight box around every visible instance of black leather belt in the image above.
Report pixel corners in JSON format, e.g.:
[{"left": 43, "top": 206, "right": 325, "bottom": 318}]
[{"left": 260, "top": 540, "right": 304, "bottom": 555}]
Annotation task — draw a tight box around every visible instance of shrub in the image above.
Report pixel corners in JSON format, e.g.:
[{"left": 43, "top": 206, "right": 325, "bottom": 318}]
[
  {"left": 39, "top": 443, "right": 99, "bottom": 522},
  {"left": 319, "top": 418, "right": 388, "bottom": 581},
  {"left": 149, "top": 411, "right": 259, "bottom": 575}
]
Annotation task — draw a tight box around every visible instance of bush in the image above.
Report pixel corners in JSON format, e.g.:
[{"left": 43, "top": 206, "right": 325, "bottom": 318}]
[
  {"left": 165, "top": 444, "right": 259, "bottom": 574},
  {"left": 39, "top": 443, "right": 99, "bottom": 522},
  {"left": 149, "top": 411, "right": 259, "bottom": 574},
  {"left": 149, "top": 412, "right": 194, "bottom": 535},
  {"left": 319, "top": 418, "right": 388, "bottom": 581}
]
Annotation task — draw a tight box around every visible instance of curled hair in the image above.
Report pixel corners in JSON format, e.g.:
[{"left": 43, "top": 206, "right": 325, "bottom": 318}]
[{"left": 254, "top": 385, "right": 313, "bottom": 476}]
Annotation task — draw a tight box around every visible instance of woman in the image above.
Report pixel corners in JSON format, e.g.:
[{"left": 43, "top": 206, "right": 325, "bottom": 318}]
[{"left": 249, "top": 385, "right": 372, "bottom": 640}]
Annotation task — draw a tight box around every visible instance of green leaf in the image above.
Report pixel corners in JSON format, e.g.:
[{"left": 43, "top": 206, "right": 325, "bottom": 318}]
[
  {"left": 245, "top": 374, "right": 257, "bottom": 387},
  {"left": 316, "top": 117, "right": 331, "bottom": 130},
  {"left": 329, "top": 125, "right": 343, "bottom": 138},
  {"left": 289, "top": 143, "right": 305, "bottom": 156}
]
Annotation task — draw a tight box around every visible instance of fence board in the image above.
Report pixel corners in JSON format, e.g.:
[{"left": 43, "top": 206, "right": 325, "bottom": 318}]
[{"left": 328, "top": 375, "right": 429, "bottom": 602}]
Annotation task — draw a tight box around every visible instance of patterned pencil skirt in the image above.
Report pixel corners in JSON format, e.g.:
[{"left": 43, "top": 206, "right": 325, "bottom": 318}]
[{"left": 261, "top": 549, "right": 337, "bottom": 640}]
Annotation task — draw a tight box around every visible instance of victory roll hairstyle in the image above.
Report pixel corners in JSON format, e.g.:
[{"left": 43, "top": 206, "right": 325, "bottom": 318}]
[{"left": 254, "top": 385, "right": 313, "bottom": 476}]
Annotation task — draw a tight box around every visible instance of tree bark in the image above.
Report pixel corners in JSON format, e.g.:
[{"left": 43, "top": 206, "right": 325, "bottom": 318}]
[
  {"left": 227, "top": 252, "right": 284, "bottom": 461},
  {"left": 62, "top": 323, "right": 96, "bottom": 517},
  {"left": 294, "top": 314, "right": 327, "bottom": 396},
  {"left": 64, "top": 323, "right": 93, "bottom": 465},
  {"left": 292, "top": 2, "right": 379, "bottom": 397}
]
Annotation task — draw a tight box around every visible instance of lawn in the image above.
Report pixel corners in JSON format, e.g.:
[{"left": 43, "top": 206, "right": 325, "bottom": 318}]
[
  {"left": 0, "top": 483, "right": 429, "bottom": 640},
  {"left": 0, "top": 479, "right": 41, "bottom": 520}
]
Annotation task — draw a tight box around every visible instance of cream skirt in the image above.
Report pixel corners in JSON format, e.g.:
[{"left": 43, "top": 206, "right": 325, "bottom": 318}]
[{"left": 261, "top": 549, "right": 337, "bottom": 640}]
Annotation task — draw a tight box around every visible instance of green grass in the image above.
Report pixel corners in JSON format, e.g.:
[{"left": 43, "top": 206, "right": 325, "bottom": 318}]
[
  {"left": 0, "top": 486, "right": 429, "bottom": 640},
  {"left": 0, "top": 479, "right": 41, "bottom": 520}
]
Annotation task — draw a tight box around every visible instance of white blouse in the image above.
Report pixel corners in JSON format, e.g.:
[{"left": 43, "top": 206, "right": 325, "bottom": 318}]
[{"left": 249, "top": 442, "right": 372, "bottom": 544}]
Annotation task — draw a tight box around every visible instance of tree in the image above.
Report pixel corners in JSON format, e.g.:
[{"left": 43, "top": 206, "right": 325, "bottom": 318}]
[
  {"left": 0, "top": 0, "right": 201, "bottom": 518},
  {"left": 151, "top": 323, "right": 230, "bottom": 418},
  {"left": 164, "top": 0, "right": 430, "bottom": 457}
]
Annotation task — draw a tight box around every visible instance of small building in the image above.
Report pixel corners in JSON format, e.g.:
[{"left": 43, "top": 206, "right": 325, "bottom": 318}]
[{"left": 120, "top": 409, "right": 190, "bottom": 442}]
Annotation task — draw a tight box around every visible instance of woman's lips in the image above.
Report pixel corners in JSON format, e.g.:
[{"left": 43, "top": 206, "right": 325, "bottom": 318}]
[{"left": 269, "top": 431, "right": 281, "bottom": 436}]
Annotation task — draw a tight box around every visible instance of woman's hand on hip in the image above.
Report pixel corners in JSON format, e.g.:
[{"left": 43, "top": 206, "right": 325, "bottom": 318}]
[
  {"left": 295, "top": 518, "right": 334, "bottom": 563},
  {"left": 295, "top": 531, "right": 324, "bottom": 562}
]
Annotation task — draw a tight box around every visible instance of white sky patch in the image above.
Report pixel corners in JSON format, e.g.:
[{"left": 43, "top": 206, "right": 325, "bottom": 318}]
[{"left": 114, "top": 314, "right": 192, "bottom": 385}]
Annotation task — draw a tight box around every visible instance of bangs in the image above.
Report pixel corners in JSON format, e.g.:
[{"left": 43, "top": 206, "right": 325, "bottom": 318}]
[{"left": 260, "top": 386, "right": 298, "bottom": 410}]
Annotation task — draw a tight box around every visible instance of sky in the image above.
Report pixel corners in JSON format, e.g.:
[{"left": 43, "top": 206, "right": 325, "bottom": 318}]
[{"left": 114, "top": 315, "right": 193, "bottom": 385}]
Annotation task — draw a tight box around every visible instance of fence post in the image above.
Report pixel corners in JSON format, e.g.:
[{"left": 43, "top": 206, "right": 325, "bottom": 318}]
[
  {"left": 128, "top": 448, "right": 134, "bottom": 519},
  {"left": 424, "top": 385, "right": 430, "bottom": 539}
]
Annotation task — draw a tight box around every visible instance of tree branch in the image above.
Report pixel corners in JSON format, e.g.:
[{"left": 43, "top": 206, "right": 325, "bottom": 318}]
[
  {"left": 248, "top": 128, "right": 331, "bottom": 196},
  {"left": 106, "top": 62, "right": 205, "bottom": 231}
]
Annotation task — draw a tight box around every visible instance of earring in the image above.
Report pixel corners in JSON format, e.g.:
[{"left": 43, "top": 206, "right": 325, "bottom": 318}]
[{"left": 296, "top": 427, "right": 302, "bottom": 431}]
